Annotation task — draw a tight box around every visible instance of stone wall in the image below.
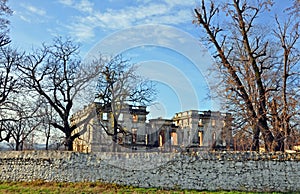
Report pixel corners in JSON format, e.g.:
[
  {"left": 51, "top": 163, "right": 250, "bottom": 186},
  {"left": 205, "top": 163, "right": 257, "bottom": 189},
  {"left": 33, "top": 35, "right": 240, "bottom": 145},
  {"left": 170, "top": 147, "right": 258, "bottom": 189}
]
[{"left": 0, "top": 151, "right": 299, "bottom": 192}]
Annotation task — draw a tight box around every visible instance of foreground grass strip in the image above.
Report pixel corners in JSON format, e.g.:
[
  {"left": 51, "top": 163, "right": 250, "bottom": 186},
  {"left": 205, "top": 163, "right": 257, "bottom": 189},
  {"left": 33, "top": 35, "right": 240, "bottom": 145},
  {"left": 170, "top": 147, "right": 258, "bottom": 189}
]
[{"left": 0, "top": 181, "right": 285, "bottom": 194}]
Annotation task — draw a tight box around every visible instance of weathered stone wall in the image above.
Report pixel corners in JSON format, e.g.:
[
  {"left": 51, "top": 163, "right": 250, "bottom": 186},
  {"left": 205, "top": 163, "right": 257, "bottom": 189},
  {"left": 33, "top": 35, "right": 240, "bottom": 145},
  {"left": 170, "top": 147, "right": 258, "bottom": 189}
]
[{"left": 0, "top": 151, "right": 299, "bottom": 192}]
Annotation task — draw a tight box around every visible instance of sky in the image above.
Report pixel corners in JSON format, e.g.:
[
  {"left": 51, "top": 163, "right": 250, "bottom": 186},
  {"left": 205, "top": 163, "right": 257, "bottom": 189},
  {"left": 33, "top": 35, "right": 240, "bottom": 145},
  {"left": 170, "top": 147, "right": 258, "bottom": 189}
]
[
  {"left": 7, "top": 0, "right": 293, "bottom": 119},
  {"left": 9, "top": 0, "right": 201, "bottom": 54}
]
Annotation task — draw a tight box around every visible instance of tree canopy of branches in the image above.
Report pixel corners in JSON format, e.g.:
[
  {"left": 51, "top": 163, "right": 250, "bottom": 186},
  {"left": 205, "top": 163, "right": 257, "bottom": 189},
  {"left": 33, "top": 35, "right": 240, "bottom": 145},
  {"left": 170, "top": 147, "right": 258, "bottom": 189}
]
[
  {"left": 0, "top": 0, "right": 12, "bottom": 47},
  {"left": 2, "top": 93, "right": 43, "bottom": 150},
  {"left": 194, "top": 0, "right": 299, "bottom": 151},
  {"left": 0, "top": 46, "right": 22, "bottom": 142},
  {"left": 95, "top": 55, "right": 156, "bottom": 147},
  {"left": 0, "top": 0, "right": 22, "bottom": 143},
  {"left": 18, "top": 37, "right": 102, "bottom": 151}
]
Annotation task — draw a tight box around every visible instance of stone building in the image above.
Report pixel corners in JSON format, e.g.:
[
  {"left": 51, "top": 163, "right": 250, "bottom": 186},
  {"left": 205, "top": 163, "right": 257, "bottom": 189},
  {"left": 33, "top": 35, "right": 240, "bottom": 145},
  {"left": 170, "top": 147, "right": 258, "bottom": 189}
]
[
  {"left": 147, "top": 118, "right": 178, "bottom": 151},
  {"left": 173, "top": 110, "right": 233, "bottom": 151},
  {"left": 71, "top": 103, "right": 233, "bottom": 152},
  {"left": 70, "top": 102, "right": 149, "bottom": 152}
]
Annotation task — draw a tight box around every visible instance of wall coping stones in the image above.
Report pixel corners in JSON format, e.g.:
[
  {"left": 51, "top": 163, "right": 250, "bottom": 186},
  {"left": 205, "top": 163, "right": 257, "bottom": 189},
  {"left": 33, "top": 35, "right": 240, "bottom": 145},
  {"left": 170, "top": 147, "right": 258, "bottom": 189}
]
[
  {"left": 1, "top": 150, "right": 300, "bottom": 161},
  {"left": 190, "top": 151, "right": 300, "bottom": 161},
  {"left": 0, "top": 150, "right": 300, "bottom": 192}
]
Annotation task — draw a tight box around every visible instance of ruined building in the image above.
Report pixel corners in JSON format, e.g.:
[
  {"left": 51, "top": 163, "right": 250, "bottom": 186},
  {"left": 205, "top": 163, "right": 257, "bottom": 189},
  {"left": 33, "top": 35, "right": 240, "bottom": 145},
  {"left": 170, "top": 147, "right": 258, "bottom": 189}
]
[
  {"left": 71, "top": 102, "right": 148, "bottom": 152},
  {"left": 172, "top": 110, "right": 233, "bottom": 150},
  {"left": 71, "top": 103, "right": 233, "bottom": 152}
]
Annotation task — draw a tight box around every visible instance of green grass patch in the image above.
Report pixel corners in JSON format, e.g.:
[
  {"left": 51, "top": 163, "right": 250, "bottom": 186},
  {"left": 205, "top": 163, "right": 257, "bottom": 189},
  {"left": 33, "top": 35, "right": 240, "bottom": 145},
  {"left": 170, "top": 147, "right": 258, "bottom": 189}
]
[{"left": 0, "top": 181, "right": 287, "bottom": 194}]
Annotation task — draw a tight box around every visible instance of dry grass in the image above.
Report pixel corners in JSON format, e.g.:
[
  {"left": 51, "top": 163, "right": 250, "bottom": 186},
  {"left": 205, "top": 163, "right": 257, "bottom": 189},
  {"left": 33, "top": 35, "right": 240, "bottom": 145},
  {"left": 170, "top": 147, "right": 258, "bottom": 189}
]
[
  {"left": 0, "top": 181, "right": 194, "bottom": 194},
  {"left": 0, "top": 181, "right": 282, "bottom": 194}
]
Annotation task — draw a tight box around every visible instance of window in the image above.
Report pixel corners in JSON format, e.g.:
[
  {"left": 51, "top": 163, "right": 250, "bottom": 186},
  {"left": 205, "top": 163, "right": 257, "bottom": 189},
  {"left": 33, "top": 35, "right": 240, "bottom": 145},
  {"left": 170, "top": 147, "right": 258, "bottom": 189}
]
[
  {"left": 159, "top": 135, "right": 163, "bottom": 147},
  {"left": 171, "top": 132, "right": 178, "bottom": 145},
  {"left": 145, "top": 134, "right": 148, "bottom": 145},
  {"left": 159, "top": 131, "right": 165, "bottom": 147},
  {"left": 118, "top": 136, "right": 123, "bottom": 144},
  {"left": 132, "top": 114, "right": 138, "bottom": 122},
  {"left": 198, "top": 119, "right": 203, "bottom": 127},
  {"left": 212, "top": 132, "right": 216, "bottom": 140},
  {"left": 211, "top": 119, "right": 216, "bottom": 127},
  {"left": 132, "top": 128, "right": 137, "bottom": 143},
  {"left": 198, "top": 131, "right": 203, "bottom": 146},
  {"left": 118, "top": 113, "right": 123, "bottom": 121},
  {"left": 103, "top": 112, "right": 108, "bottom": 120},
  {"left": 212, "top": 132, "right": 216, "bottom": 147}
]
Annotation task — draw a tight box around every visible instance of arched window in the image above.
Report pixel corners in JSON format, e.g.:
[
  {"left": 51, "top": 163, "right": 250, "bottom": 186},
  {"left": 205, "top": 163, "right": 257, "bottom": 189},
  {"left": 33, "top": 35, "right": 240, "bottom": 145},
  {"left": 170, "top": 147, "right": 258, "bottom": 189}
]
[
  {"left": 132, "top": 128, "right": 137, "bottom": 143},
  {"left": 198, "top": 131, "right": 203, "bottom": 146}
]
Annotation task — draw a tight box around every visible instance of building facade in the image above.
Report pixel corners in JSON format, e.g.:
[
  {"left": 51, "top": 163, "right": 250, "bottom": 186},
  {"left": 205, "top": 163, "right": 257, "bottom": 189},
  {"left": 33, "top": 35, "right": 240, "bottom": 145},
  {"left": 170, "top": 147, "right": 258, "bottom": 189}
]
[
  {"left": 173, "top": 110, "right": 233, "bottom": 151},
  {"left": 70, "top": 102, "right": 149, "bottom": 152},
  {"left": 71, "top": 103, "right": 233, "bottom": 152}
]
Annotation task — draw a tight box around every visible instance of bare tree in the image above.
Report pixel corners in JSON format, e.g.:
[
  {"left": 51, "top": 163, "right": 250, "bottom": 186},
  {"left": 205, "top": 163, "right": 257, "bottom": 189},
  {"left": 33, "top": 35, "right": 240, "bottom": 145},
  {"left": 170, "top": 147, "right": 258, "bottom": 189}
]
[
  {"left": 0, "top": 46, "right": 23, "bottom": 143},
  {"left": 94, "top": 55, "right": 156, "bottom": 150},
  {"left": 286, "top": 0, "right": 300, "bottom": 17},
  {"left": 194, "top": 0, "right": 299, "bottom": 151},
  {"left": 0, "top": 0, "right": 12, "bottom": 47},
  {"left": 2, "top": 93, "right": 42, "bottom": 150},
  {"left": 36, "top": 99, "right": 55, "bottom": 150},
  {"left": 271, "top": 11, "right": 300, "bottom": 150},
  {"left": 0, "top": 46, "right": 20, "bottom": 103},
  {"left": 18, "top": 37, "right": 102, "bottom": 151},
  {"left": 0, "top": 0, "right": 18, "bottom": 143}
]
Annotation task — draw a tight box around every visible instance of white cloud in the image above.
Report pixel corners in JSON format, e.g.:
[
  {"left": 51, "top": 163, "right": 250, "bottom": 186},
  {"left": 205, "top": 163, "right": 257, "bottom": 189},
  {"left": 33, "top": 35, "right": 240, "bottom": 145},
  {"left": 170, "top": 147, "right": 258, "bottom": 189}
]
[
  {"left": 60, "top": 1, "right": 195, "bottom": 41},
  {"left": 91, "top": 3, "right": 170, "bottom": 29},
  {"left": 76, "top": 0, "right": 94, "bottom": 13},
  {"left": 67, "top": 22, "right": 95, "bottom": 41},
  {"left": 163, "top": 0, "right": 195, "bottom": 7},
  {"left": 22, "top": 4, "right": 46, "bottom": 16},
  {"left": 16, "top": 4, "right": 47, "bottom": 23},
  {"left": 58, "top": 0, "right": 93, "bottom": 13},
  {"left": 19, "top": 14, "right": 31, "bottom": 23},
  {"left": 145, "top": 9, "right": 193, "bottom": 26},
  {"left": 57, "top": 0, "right": 73, "bottom": 6}
]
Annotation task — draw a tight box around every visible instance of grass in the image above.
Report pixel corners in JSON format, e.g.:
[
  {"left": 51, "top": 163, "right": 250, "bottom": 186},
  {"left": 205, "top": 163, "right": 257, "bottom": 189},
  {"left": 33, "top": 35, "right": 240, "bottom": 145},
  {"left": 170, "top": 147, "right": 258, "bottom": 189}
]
[{"left": 0, "top": 181, "right": 285, "bottom": 194}]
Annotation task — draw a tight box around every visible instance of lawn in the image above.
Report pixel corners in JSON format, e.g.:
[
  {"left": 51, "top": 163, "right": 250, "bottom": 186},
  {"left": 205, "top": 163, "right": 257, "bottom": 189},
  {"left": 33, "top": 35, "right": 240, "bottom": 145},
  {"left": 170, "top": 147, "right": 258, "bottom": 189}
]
[{"left": 0, "top": 181, "right": 282, "bottom": 194}]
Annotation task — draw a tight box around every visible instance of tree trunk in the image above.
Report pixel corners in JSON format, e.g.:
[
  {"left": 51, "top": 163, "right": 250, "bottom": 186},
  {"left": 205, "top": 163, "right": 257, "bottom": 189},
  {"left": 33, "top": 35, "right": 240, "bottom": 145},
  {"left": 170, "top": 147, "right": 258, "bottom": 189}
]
[
  {"left": 252, "top": 125, "right": 260, "bottom": 151},
  {"left": 282, "top": 47, "right": 291, "bottom": 151},
  {"left": 45, "top": 125, "right": 51, "bottom": 150},
  {"left": 64, "top": 136, "right": 73, "bottom": 151},
  {"left": 275, "top": 131, "right": 285, "bottom": 152},
  {"left": 259, "top": 118, "right": 274, "bottom": 152},
  {"left": 45, "top": 135, "right": 49, "bottom": 150},
  {"left": 66, "top": 140, "right": 73, "bottom": 151},
  {"left": 113, "top": 116, "right": 118, "bottom": 152},
  {"left": 65, "top": 130, "right": 74, "bottom": 151},
  {"left": 15, "top": 136, "right": 20, "bottom": 151},
  {"left": 16, "top": 141, "right": 23, "bottom": 151},
  {"left": 15, "top": 142, "right": 19, "bottom": 151}
]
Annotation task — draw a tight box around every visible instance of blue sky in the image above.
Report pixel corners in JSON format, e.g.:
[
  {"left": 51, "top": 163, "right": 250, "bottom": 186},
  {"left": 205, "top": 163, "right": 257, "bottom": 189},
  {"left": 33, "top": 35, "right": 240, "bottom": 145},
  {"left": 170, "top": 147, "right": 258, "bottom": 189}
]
[
  {"left": 9, "top": 0, "right": 199, "bottom": 54},
  {"left": 7, "top": 0, "right": 293, "bottom": 119}
]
